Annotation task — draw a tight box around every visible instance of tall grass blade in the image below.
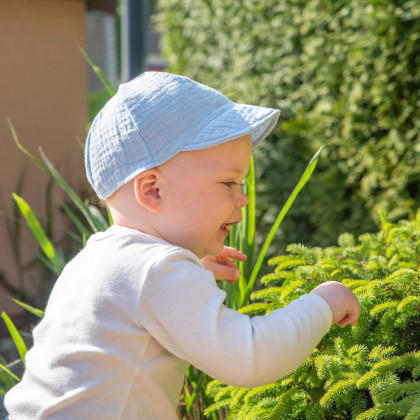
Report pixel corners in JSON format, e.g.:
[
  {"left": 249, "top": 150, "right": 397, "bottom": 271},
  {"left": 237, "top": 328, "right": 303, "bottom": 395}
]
[
  {"left": 7, "top": 118, "right": 48, "bottom": 174},
  {"left": 12, "top": 193, "right": 63, "bottom": 275},
  {"left": 45, "top": 174, "right": 55, "bottom": 239},
  {"left": 86, "top": 204, "right": 108, "bottom": 232},
  {"left": 243, "top": 155, "right": 256, "bottom": 269},
  {"left": 37, "top": 253, "right": 60, "bottom": 274},
  {"left": 243, "top": 146, "right": 324, "bottom": 306},
  {"left": 1, "top": 312, "right": 28, "bottom": 365},
  {"left": 11, "top": 164, "right": 27, "bottom": 257},
  {"left": 38, "top": 148, "right": 105, "bottom": 232},
  {"left": 64, "top": 228, "right": 85, "bottom": 246},
  {"left": 106, "top": 206, "right": 114, "bottom": 226},
  {"left": 185, "top": 371, "right": 205, "bottom": 411},
  {"left": 79, "top": 46, "right": 117, "bottom": 97},
  {"left": 12, "top": 299, "right": 44, "bottom": 319},
  {"left": 9, "top": 120, "right": 104, "bottom": 232},
  {"left": 57, "top": 197, "right": 91, "bottom": 237},
  {"left": 0, "top": 160, "right": 28, "bottom": 293},
  {"left": 0, "top": 361, "right": 20, "bottom": 383},
  {"left": 238, "top": 156, "right": 256, "bottom": 303},
  {"left": 223, "top": 157, "right": 257, "bottom": 309},
  {"left": 224, "top": 223, "right": 241, "bottom": 308}
]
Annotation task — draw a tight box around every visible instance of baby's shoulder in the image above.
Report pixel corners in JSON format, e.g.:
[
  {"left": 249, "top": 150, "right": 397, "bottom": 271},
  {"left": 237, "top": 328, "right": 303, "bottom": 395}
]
[{"left": 87, "top": 225, "right": 202, "bottom": 271}]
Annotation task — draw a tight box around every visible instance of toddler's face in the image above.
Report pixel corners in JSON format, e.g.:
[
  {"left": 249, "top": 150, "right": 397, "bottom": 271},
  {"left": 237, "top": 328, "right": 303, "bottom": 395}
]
[{"left": 156, "top": 134, "right": 252, "bottom": 258}]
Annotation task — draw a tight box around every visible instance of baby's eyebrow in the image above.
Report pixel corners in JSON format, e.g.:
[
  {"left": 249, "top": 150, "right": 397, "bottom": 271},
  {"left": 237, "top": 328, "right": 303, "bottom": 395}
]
[
  {"left": 226, "top": 168, "right": 246, "bottom": 175},
  {"left": 217, "top": 164, "right": 248, "bottom": 179}
]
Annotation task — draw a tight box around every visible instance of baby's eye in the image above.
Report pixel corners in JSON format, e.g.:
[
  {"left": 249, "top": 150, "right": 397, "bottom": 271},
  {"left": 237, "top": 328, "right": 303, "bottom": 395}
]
[
  {"left": 222, "top": 180, "right": 246, "bottom": 190},
  {"left": 223, "top": 181, "right": 238, "bottom": 188}
]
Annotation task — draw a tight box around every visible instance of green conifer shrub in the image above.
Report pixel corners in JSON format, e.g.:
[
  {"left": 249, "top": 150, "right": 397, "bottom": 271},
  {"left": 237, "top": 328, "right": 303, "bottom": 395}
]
[
  {"left": 205, "top": 210, "right": 420, "bottom": 419},
  {"left": 155, "top": 0, "right": 420, "bottom": 251}
]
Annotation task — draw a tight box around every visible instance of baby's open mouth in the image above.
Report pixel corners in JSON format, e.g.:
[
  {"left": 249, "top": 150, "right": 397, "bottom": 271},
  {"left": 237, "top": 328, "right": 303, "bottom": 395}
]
[{"left": 220, "top": 221, "right": 239, "bottom": 231}]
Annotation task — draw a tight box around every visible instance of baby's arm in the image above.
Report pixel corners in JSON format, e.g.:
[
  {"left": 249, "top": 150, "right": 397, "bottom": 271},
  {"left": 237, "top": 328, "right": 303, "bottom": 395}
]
[
  {"left": 141, "top": 253, "right": 334, "bottom": 387},
  {"left": 203, "top": 250, "right": 360, "bottom": 326},
  {"left": 310, "top": 281, "right": 360, "bottom": 327},
  {"left": 204, "top": 253, "right": 361, "bottom": 328},
  {"left": 202, "top": 247, "right": 247, "bottom": 283}
]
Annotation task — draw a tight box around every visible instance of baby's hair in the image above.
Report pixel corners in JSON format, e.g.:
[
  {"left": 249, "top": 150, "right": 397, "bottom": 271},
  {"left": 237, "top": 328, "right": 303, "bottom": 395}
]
[{"left": 100, "top": 188, "right": 119, "bottom": 208}]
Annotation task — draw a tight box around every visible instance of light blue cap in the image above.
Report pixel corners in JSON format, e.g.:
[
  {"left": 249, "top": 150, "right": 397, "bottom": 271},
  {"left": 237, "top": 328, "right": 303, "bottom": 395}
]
[{"left": 85, "top": 72, "right": 280, "bottom": 199}]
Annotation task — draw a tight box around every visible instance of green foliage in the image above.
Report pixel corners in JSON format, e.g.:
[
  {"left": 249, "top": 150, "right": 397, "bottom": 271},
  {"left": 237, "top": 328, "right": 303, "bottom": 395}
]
[
  {"left": 0, "top": 357, "right": 20, "bottom": 392},
  {"left": 205, "top": 210, "right": 420, "bottom": 419},
  {"left": 88, "top": 89, "right": 111, "bottom": 124},
  {"left": 12, "top": 194, "right": 65, "bottom": 276},
  {"left": 79, "top": 46, "right": 117, "bottom": 97},
  {"left": 155, "top": 0, "right": 420, "bottom": 251},
  {"left": 225, "top": 146, "right": 323, "bottom": 309},
  {"left": 1, "top": 313, "right": 27, "bottom": 366}
]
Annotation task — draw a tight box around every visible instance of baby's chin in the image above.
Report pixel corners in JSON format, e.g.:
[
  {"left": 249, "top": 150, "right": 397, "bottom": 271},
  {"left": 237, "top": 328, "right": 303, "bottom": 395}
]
[{"left": 201, "top": 242, "right": 226, "bottom": 258}]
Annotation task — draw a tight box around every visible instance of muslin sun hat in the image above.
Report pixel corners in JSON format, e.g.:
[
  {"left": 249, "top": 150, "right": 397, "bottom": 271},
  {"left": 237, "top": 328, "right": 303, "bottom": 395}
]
[{"left": 85, "top": 71, "right": 280, "bottom": 199}]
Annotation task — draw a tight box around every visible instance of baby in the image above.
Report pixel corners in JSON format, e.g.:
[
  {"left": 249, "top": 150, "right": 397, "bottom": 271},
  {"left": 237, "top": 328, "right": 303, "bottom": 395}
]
[{"left": 4, "top": 72, "right": 360, "bottom": 419}]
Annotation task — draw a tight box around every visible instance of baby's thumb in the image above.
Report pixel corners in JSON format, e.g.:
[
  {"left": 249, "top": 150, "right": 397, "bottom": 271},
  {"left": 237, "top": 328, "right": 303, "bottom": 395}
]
[
  {"left": 209, "top": 262, "right": 240, "bottom": 283},
  {"left": 218, "top": 266, "right": 240, "bottom": 283},
  {"left": 338, "top": 311, "right": 360, "bottom": 328}
]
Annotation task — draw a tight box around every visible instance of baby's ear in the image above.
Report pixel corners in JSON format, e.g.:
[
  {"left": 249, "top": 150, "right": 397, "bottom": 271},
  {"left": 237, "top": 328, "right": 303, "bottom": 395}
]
[{"left": 133, "top": 170, "right": 162, "bottom": 213}]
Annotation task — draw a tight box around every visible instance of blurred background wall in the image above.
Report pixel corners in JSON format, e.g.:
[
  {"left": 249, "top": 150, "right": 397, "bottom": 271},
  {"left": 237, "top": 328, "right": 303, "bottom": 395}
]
[{"left": 0, "top": 0, "right": 88, "bottom": 327}]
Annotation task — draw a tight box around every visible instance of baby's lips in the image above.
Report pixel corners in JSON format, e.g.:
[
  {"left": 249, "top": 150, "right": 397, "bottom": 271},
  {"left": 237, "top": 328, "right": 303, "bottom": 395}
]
[{"left": 223, "top": 219, "right": 242, "bottom": 229}]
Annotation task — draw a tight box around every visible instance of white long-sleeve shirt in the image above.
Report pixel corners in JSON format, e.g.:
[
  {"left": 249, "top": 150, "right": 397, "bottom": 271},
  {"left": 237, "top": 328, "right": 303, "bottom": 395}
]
[{"left": 5, "top": 225, "right": 332, "bottom": 419}]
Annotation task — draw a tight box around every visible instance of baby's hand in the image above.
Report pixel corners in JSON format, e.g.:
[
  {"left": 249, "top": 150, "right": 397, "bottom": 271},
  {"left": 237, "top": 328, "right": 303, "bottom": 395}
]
[
  {"left": 202, "top": 247, "right": 247, "bottom": 283},
  {"left": 310, "top": 281, "right": 361, "bottom": 327}
]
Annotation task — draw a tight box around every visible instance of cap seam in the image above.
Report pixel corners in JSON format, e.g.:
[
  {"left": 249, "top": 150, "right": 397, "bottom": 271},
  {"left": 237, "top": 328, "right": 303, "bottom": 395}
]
[
  {"left": 120, "top": 89, "right": 156, "bottom": 167},
  {"left": 175, "top": 102, "right": 235, "bottom": 154}
]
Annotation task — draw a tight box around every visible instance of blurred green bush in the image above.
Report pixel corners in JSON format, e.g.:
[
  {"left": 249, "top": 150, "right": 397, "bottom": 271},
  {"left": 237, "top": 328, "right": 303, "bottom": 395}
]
[{"left": 155, "top": 0, "right": 420, "bottom": 252}]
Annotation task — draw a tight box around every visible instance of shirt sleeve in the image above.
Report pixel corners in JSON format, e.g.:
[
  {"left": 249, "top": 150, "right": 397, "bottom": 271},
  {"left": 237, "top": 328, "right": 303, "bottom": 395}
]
[{"left": 139, "top": 250, "right": 332, "bottom": 388}]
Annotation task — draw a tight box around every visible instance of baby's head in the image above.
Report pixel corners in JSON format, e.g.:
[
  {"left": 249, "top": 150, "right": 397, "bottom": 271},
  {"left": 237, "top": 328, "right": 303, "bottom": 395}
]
[{"left": 85, "top": 72, "right": 279, "bottom": 257}]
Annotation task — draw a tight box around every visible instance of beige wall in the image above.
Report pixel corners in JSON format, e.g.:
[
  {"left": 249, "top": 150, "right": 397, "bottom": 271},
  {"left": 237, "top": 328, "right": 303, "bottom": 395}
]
[{"left": 0, "top": 0, "right": 88, "bottom": 320}]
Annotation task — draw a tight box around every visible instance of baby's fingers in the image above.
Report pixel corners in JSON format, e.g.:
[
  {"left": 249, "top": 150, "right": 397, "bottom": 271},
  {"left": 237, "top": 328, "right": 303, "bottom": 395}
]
[
  {"left": 222, "top": 247, "right": 247, "bottom": 262},
  {"left": 338, "top": 306, "right": 361, "bottom": 328},
  {"left": 206, "top": 261, "right": 240, "bottom": 283}
]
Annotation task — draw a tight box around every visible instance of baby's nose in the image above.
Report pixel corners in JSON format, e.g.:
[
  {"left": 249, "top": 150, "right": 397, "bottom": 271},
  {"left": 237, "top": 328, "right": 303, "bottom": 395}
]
[{"left": 236, "top": 191, "right": 248, "bottom": 208}]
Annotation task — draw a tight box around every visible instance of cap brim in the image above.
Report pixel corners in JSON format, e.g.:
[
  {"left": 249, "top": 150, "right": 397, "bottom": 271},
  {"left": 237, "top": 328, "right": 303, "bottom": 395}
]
[{"left": 183, "top": 103, "right": 280, "bottom": 151}]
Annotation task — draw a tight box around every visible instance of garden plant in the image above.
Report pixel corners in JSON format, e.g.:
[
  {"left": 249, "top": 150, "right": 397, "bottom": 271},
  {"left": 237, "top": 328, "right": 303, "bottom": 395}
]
[
  {"left": 155, "top": 0, "right": 420, "bottom": 252},
  {"left": 205, "top": 211, "right": 420, "bottom": 419}
]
